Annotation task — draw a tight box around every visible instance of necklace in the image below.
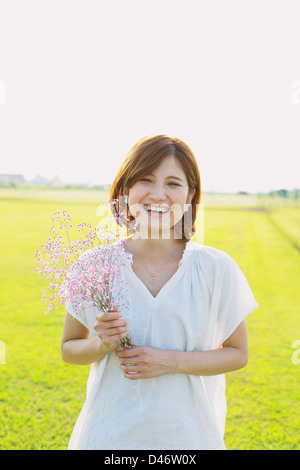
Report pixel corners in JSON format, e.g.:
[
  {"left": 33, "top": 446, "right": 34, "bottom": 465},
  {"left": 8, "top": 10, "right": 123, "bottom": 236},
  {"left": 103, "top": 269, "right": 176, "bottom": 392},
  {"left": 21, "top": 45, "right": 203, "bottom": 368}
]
[{"left": 129, "top": 239, "right": 179, "bottom": 284}]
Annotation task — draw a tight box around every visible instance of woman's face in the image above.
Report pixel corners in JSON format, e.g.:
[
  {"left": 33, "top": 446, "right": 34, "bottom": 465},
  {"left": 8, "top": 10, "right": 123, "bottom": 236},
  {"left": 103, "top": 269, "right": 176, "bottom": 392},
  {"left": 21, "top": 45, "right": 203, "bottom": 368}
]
[{"left": 125, "top": 155, "right": 194, "bottom": 239}]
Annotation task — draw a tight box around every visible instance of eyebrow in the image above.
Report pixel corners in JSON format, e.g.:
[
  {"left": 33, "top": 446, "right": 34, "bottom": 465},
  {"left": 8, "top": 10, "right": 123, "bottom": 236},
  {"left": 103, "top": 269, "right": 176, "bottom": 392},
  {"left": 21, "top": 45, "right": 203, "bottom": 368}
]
[{"left": 148, "top": 173, "right": 184, "bottom": 182}]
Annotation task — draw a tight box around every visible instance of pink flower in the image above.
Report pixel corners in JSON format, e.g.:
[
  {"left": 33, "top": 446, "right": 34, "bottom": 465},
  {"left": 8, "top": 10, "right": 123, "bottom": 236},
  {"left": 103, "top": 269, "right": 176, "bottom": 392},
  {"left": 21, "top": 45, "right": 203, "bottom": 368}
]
[{"left": 35, "top": 201, "right": 134, "bottom": 348}]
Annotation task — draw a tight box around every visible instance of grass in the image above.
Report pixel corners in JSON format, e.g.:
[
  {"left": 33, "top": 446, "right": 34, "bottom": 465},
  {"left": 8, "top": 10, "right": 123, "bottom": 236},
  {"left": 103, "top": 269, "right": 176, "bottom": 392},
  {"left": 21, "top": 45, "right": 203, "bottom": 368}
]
[{"left": 0, "top": 188, "right": 299, "bottom": 450}]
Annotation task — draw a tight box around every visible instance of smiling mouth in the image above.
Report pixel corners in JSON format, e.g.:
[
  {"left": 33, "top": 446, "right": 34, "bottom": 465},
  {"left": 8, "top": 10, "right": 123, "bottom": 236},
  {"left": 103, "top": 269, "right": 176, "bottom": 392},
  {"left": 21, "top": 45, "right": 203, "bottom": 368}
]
[{"left": 143, "top": 204, "right": 170, "bottom": 215}]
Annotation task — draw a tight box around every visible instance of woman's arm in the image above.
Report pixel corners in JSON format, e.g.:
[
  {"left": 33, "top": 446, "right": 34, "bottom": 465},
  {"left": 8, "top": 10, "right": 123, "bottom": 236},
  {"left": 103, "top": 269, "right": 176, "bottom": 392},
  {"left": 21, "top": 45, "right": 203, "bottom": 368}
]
[
  {"left": 174, "top": 320, "right": 249, "bottom": 376},
  {"left": 61, "top": 312, "right": 106, "bottom": 365},
  {"left": 115, "top": 321, "right": 249, "bottom": 379},
  {"left": 61, "top": 307, "right": 129, "bottom": 365}
]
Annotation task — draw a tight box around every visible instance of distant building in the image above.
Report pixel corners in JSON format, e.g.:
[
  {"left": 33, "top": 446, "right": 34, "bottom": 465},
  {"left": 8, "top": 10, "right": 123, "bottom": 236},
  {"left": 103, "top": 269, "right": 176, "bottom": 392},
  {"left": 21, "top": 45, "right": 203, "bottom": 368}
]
[
  {"left": 29, "top": 174, "right": 64, "bottom": 187},
  {"left": 48, "top": 175, "right": 64, "bottom": 187},
  {"left": 30, "top": 174, "right": 49, "bottom": 186},
  {"left": 0, "top": 174, "right": 26, "bottom": 185},
  {"left": 0, "top": 173, "right": 65, "bottom": 187}
]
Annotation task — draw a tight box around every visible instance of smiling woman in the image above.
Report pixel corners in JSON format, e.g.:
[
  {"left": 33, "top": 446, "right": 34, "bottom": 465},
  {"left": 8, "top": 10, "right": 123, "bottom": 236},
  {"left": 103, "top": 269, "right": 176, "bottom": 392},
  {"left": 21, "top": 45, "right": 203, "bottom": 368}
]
[
  {"left": 122, "top": 157, "right": 196, "bottom": 242},
  {"left": 109, "top": 134, "right": 201, "bottom": 241},
  {"left": 61, "top": 134, "right": 258, "bottom": 450}
]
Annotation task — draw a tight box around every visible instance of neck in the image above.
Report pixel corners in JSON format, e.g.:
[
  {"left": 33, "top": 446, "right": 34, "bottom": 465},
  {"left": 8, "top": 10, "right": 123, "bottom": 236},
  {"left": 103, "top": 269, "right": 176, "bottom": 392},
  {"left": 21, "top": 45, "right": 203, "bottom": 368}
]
[{"left": 127, "top": 235, "right": 187, "bottom": 262}]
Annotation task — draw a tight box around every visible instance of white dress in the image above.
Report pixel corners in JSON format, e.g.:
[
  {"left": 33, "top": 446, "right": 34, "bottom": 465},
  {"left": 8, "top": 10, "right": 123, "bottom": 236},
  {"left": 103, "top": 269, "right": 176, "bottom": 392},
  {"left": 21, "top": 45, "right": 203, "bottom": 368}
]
[{"left": 65, "top": 239, "right": 258, "bottom": 450}]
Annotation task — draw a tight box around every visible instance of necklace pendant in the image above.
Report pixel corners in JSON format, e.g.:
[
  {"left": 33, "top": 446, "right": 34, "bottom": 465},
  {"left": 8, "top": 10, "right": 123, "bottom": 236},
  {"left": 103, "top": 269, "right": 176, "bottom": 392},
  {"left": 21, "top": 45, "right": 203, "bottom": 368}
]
[{"left": 150, "top": 276, "right": 156, "bottom": 284}]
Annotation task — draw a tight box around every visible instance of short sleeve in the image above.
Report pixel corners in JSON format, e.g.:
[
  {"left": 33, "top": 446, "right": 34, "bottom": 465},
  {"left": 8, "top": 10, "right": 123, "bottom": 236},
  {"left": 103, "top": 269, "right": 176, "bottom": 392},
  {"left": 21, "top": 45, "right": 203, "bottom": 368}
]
[
  {"left": 59, "top": 252, "right": 90, "bottom": 330},
  {"left": 214, "top": 255, "right": 259, "bottom": 346},
  {"left": 59, "top": 244, "right": 116, "bottom": 334},
  {"left": 65, "top": 299, "right": 89, "bottom": 330}
]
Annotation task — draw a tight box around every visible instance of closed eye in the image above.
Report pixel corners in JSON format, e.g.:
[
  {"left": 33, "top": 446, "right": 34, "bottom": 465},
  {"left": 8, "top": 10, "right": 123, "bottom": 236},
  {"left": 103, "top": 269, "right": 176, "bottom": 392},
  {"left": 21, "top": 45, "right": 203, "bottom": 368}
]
[{"left": 139, "top": 178, "right": 181, "bottom": 186}]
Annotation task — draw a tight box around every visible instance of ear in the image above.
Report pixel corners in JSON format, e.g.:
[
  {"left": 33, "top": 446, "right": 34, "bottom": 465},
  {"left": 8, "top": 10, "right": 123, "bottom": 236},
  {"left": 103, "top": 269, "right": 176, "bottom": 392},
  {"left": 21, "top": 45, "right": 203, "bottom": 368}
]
[
  {"left": 187, "top": 188, "right": 196, "bottom": 205},
  {"left": 121, "top": 188, "right": 130, "bottom": 207}
]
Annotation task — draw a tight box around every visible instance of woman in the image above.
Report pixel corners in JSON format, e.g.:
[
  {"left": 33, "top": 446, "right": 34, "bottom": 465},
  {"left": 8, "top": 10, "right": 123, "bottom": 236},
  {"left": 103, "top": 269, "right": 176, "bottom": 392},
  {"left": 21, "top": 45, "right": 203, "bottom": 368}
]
[{"left": 61, "top": 134, "right": 258, "bottom": 450}]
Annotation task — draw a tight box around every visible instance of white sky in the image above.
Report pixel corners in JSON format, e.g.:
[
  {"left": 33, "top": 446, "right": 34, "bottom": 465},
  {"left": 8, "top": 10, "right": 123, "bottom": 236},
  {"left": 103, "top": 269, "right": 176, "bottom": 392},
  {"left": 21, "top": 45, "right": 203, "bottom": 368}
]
[{"left": 0, "top": 0, "right": 300, "bottom": 193}]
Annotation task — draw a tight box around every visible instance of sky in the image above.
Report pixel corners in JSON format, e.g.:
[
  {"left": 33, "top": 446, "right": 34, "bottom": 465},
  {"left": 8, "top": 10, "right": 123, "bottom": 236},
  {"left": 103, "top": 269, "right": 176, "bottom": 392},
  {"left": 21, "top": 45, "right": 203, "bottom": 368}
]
[{"left": 0, "top": 0, "right": 300, "bottom": 193}]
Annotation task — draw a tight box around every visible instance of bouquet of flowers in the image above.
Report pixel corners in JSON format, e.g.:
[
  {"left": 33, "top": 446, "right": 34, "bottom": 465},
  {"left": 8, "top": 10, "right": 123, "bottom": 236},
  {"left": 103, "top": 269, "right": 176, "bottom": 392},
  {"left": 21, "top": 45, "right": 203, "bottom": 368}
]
[{"left": 35, "top": 199, "right": 133, "bottom": 348}]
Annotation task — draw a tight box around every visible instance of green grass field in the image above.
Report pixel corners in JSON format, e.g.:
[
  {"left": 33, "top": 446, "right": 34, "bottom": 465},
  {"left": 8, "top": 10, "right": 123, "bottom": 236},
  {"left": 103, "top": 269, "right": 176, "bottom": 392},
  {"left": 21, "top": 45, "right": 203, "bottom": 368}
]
[{"left": 0, "top": 188, "right": 299, "bottom": 450}]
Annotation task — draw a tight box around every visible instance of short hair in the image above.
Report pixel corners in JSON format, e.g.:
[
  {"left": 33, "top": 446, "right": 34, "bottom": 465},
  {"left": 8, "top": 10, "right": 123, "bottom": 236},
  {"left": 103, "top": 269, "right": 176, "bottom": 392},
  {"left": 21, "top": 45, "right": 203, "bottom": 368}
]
[{"left": 109, "top": 134, "right": 201, "bottom": 241}]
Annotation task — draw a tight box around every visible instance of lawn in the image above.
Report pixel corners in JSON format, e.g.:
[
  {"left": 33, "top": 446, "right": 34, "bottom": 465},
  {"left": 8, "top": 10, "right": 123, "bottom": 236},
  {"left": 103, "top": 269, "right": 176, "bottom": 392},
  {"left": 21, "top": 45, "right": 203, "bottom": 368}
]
[{"left": 0, "top": 189, "right": 299, "bottom": 449}]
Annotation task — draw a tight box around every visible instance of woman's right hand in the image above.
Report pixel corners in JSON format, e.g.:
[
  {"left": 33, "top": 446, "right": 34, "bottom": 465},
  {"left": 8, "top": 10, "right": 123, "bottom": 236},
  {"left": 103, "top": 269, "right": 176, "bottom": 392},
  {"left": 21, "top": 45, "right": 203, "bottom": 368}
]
[{"left": 93, "top": 306, "right": 129, "bottom": 353}]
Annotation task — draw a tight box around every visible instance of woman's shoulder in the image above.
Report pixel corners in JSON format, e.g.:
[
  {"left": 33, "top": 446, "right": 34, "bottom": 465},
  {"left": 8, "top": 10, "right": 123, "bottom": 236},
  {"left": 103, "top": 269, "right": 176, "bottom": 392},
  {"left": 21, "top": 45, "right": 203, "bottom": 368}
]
[
  {"left": 77, "top": 239, "right": 121, "bottom": 258},
  {"left": 186, "top": 241, "right": 239, "bottom": 293},
  {"left": 70, "top": 243, "right": 117, "bottom": 270},
  {"left": 74, "top": 239, "right": 132, "bottom": 266},
  {"left": 186, "top": 240, "right": 237, "bottom": 280},
  {"left": 187, "top": 240, "right": 232, "bottom": 264}
]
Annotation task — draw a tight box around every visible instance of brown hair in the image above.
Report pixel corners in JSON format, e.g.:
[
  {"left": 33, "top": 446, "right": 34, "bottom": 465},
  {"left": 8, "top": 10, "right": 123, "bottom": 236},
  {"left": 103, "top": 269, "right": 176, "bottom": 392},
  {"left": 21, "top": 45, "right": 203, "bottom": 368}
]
[{"left": 109, "top": 134, "right": 201, "bottom": 241}]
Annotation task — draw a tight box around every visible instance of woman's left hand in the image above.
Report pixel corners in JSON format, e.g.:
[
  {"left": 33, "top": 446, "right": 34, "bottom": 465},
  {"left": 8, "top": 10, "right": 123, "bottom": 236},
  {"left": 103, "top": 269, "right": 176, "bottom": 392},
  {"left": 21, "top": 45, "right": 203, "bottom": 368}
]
[{"left": 114, "top": 345, "right": 176, "bottom": 380}]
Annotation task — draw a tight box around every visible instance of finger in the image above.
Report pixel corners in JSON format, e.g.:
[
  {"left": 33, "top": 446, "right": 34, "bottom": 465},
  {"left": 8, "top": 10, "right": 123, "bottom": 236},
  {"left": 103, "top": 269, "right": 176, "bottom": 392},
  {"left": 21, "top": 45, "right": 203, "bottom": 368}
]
[
  {"left": 115, "top": 347, "right": 139, "bottom": 358},
  {"left": 97, "top": 327, "right": 129, "bottom": 341},
  {"left": 123, "top": 371, "right": 143, "bottom": 380},
  {"left": 120, "top": 364, "right": 141, "bottom": 373},
  {"left": 103, "top": 326, "right": 129, "bottom": 337},
  {"left": 96, "top": 311, "right": 122, "bottom": 322},
  {"left": 100, "top": 329, "right": 129, "bottom": 345},
  {"left": 95, "top": 319, "right": 127, "bottom": 330},
  {"left": 119, "top": 357, "right": 140, "bottom": 365}
]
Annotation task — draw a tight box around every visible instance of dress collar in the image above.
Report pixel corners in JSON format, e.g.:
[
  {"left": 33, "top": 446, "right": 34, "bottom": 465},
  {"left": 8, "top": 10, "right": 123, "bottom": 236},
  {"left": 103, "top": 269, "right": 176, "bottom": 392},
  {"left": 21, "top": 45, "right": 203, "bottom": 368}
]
[{"left": 116, "top": 238, "right": 203, "bottom": 269}]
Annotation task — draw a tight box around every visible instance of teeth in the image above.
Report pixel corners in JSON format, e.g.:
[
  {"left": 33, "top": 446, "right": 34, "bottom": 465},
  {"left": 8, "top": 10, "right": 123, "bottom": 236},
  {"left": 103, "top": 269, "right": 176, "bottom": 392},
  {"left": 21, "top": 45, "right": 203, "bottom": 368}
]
[{"left": 145, "top": 205, "right": 169, "bottom": 213}]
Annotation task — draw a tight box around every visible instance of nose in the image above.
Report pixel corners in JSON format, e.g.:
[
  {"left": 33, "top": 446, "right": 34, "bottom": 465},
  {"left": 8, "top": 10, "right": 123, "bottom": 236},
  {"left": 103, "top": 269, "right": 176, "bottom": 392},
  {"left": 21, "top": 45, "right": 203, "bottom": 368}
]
[{"left": 148, "top": 183, "right": 167, "bottom": 202}]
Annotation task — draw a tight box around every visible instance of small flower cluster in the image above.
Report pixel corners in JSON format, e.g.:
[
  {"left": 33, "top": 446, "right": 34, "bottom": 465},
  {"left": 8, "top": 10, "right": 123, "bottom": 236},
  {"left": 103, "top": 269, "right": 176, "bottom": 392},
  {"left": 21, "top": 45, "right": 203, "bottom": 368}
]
[{"left": 35, "top": 200, "right": 134, "bottom": 348}]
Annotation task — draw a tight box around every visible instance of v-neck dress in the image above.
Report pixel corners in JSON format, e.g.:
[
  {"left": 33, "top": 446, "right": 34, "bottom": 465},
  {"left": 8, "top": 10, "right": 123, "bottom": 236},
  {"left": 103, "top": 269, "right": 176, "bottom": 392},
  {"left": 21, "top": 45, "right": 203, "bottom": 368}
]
[{"left": 65, "top": 239, "right": 258, "bottom": 450}]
